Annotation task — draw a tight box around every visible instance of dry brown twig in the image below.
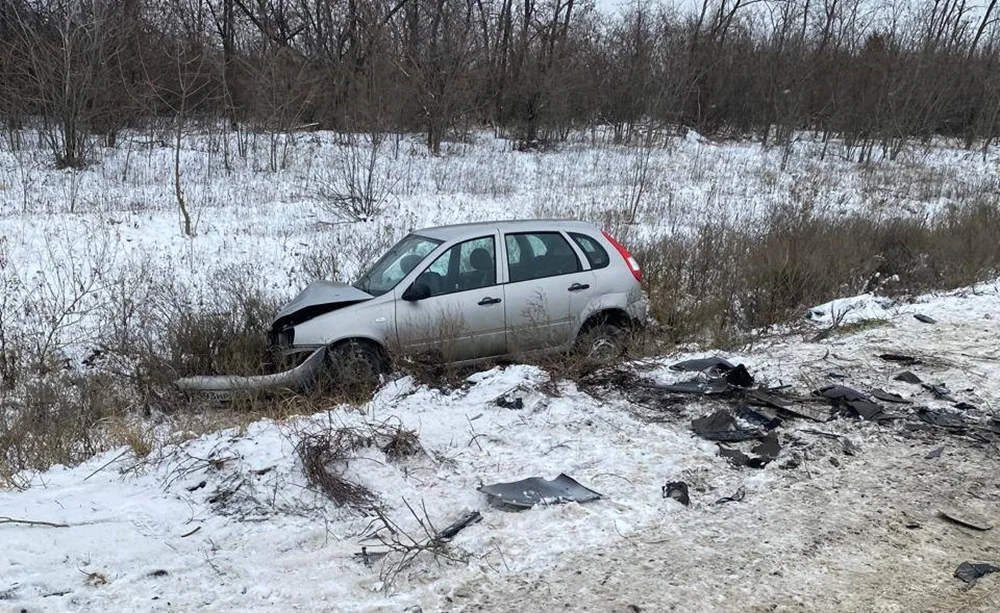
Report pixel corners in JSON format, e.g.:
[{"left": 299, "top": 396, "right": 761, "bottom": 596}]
[{"left": 1, "top": 516, "right": 70, "bottom": 528}]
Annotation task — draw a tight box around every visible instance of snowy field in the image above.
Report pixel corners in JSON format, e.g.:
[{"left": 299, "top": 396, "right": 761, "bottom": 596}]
[{"left": 2, "top": 130, "right": 1000, "bottom": 611}]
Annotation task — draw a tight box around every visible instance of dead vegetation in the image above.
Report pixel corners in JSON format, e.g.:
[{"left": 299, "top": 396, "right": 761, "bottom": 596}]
[
  {"left": 636, "top": 198, "right": 1000, "bottom": 346},
  {"left": 296, "top": 420, "right": 421, "bottom": 509}
]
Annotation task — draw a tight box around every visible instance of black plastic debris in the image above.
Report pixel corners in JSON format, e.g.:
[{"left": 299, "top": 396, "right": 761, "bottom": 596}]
[
  {"left": 691, "top": 409, "right": 762, "bottom": 442},
  {"left": 662, "top": 481, "right": 690, "bottom": 506},
  {"left": 736, "top": 405, "right": 782, "bottom": 430},
  {"left": 715, "top": 487, "right": 746, "bottom": 504},
  {"left": 495, "top": 395, "right": 524, "bottom": 410},
  {"left": 955, "top": 401, "right": 977, "bottom": 411},
  {"left": 659, "top": 378, "right": 731, "bottom": 395},
  {"left": 925, "top": 446, "right": 944, "bottom": 459},
  {"left": 827, "top": 371, "right": 848, "bottom": 379},
  {"left": 718, "top": 432, "right": 780, "bottom": 469},
  {"left": 816, "top": 385, "right": 868, "bottom": 402},
  {"left": 751, "top": 432, "right": 781, "bottom": 461},
  {"left": 894, "top": 371, "right": 923, "bottom": 384},
  {"left": 871, "top": 388, "right": 910, "bottom": 404},
  {"left": 939, "top": 509, "right": 993, "bottom": 531},
  {"left": 670, "top": 357, "right": 734, "bottom": 373},
  {"left": 479, "top": 474, "right": 602, "bottom": 509},
  {"left": 433, "top": 511, "right": 482, "bottom": 542},
  {"left": 880, "top": 353, "right": 922, "bottom": 365},
  {"left": 725, "top": 364, "right": 754, "bottom": 388},
  {"left": 815, "top": 385, "right": 891, "bottom": 421},
  {"left": 914, "top": 313, "right": 937, "bottom": 324},
  {"left": 922, "top": 383, "right": 956, "bottom": 402},
  {"left": 955, "top": 562, "right": 1000, "bottom": 585},
  {"left": 916, "top": 408, "right": 966, "bottom": 429},
  {"left": 748, "top": 389, "right": 831, "bottom": 422},
  {"left": 354, "top": 546, "right": 389, "bottom": 567}
]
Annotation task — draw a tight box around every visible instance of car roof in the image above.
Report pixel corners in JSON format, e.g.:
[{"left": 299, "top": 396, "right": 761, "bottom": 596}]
[{"left": 413, "top": 219, "right": 601, "bottom": 241}]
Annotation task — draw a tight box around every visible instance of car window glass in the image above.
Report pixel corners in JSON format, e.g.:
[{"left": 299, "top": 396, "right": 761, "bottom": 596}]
[
  {"left": 355, "top": 234, "right": 441, "bottom": 297},
  {"left": 505, "top": 232, "right": 581, "bottom": 283},
  {"left": 416, "top": 236, "right": 496, "bottom": 297},
  {"left": 569, "top": 232, "right": 610, "bottom": 269}
]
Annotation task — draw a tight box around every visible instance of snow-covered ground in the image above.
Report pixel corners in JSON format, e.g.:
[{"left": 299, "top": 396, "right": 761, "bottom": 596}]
[
  {"left": 3, "top": 130, "right": 1000, "bottom": 611},
  {"left": 2, "top": 282, "right": 998, "bottom": 611}
]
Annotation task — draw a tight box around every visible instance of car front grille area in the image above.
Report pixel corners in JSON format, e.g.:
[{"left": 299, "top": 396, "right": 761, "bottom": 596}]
[{"left": 270, "top": 325, "right": 295, "bottom": 348}]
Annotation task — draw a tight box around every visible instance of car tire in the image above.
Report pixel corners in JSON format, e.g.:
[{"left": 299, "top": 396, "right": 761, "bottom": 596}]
[
  {"left": 315, "top": 340, "right": 389, "bottom": 399},
  {"left": 575, "top": 322, "right": 626, "bottom": 365}
]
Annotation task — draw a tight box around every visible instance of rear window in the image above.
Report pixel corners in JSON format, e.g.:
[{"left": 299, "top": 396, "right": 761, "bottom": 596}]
[{"left": 569, "top": 232, "right": 610, "bottom": 269}]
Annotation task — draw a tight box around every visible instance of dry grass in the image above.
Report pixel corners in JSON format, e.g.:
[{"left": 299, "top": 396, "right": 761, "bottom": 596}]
[{"left": 635, "top": 198, "right": 1000, "bottom": 345}]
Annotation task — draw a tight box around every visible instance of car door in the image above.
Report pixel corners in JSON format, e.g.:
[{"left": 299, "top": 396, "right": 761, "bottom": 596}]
[
  {"left": 394, "top": 234, "right": 506, "bottom": 362},
  {"left": 502, "top": 230, "right": 598, "bottom": 353}
]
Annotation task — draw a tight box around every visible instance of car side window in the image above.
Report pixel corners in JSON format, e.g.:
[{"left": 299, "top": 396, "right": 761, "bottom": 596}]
[
  {"left": 505, "top": 232, "right": 581, "bottom": 283},
  {"left": 569, "top": 232, "right": 610, "bottom": 269},
  {"left": 415, "top": 236, "right": 496, "bottom": 297}
]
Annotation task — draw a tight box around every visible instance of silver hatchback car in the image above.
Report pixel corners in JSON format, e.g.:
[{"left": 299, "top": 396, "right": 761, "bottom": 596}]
[{"left": 177, "top": 220, "right": 648, "bottom": 396}]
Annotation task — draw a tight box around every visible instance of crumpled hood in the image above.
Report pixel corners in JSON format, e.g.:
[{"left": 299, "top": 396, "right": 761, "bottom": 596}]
[{"left": 273, "top": 280, "right": 373, "bottom": 325}]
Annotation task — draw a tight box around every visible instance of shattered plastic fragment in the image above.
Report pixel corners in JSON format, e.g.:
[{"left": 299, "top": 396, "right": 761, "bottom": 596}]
[
  {"left": 894, "top": 371, "right": 923, "bottom": 384},
  {"left": 871, "top": 388, "right": 910, "bottom": 404},
  {"left": 879, "top": 353, "right": 922, "bottom": 365},
  {"left": 715, "top": 487, "right": 746, "bottom": 504},
  {"left": 670, "top": 357, "right": 735, "bottom": 373},
  {"left": 914, "top": 314, "right": 937, "bottom": 324},
  {"left": 954, "top": 562, "right": 1000, "bottom": 585},
  {"left": 479, "top": 474, "right": 602, "bottom": 509},
  {"left": 691, "top": 410, "right": 762, "bottom": 442},
  {"left": 661, "top": 481, "right": 690, "bottom": 506}
]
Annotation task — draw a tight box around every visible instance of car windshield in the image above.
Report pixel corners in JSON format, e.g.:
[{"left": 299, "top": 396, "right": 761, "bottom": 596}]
[{"left": 353, "top": 234, "right": 441, "bottom": 297}]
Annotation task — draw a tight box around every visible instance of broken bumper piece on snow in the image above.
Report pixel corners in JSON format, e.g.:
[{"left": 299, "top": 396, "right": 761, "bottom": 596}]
[{"left": 174, "top": 347, "right": 326, "bottom": 400}]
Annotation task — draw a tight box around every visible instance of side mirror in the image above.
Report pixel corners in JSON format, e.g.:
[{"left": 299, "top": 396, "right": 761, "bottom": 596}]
[{"left": 402, "top": 282, "right": 431, "bottom": 302}]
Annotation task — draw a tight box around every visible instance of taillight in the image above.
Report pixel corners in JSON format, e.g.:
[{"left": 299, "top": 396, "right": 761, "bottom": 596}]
[{"left": 601, "top": 230, "right": 642, "bottom": 283}]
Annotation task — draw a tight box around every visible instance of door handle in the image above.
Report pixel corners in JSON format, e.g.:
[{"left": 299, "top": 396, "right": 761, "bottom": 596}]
[
  {"left": 568, "top": 283, "right": 590, "bottom": 292},
  {"left": 478, "top": 296, "right": 502, "bottom": 306}
]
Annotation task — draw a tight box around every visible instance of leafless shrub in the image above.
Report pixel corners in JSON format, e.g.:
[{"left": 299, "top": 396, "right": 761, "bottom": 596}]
[{"left": 315, "top": 131, "right": 399, "bottom": 222}]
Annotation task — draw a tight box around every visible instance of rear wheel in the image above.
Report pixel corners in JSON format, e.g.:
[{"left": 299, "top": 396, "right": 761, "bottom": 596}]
[
  {"left": 575, "top": 322, "right": 627, "bottom": 365},
  {"left": 314, "top": 340, "right": 389, "bottom": 400}
]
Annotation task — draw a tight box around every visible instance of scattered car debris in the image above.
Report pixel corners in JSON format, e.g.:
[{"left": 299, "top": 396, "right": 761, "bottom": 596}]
[
  {"left": 735, "top": 405, "right": 782, "bottom": 430},
  {"left": 922, "top": 383, "right": 956, "bottom": 401},
  {"left": 954, "top": 562, "right": 1000, "bottom": 585},
  {"left": 814, "top": 385, "right": 893, "bottom": 421},
  {"left": 916, "top": 408, "right": 966, "bottom": 429},
  {"left": 725, "top": 364, "right": 754, "bottom": 388},
  {"left": 954, "top": 401, "right": 977, "bottom": 411},
  {"left": 433, "top": 511, "right": 482, "bottom": 543},
  {"left": 925, "top": 446, "right": 944, "bottom": 459},
  {"left": 751, "top": 432, "right": 781, "bottom": 461},
  {"left": 939, "top": 509, "right": 994, "bottom": 531},
  {"left": 479, "top": 474, "right": 602, "bottom": 509},
  {"left": 827, "top": 371, "right": 848, "bottom": 379},
  {"left": 914, "top": 314, "right": 937, "bottom": 324},
  {"left": 691, "top": 409, "right": 763, "bottom": 442},
  {"left": 661, "top": 481, "right": 690, "bottom": 506},
  {"left": 880, "top": 353, "right": 922, "bottom": 365},
  {"left": 670, "top": 357, "right": 734, "bottom": 374},
  {"left": 495, "top": 395, "right": 524, "bottom": 410},
  {"left": 747, "top": 389, "right": 831, "bottom": 422},
  {"left": 816, "top": 385, "right": 867, "bottom": 402},
  {"left": 894, "top": 371, "right": 923, "bottom": 384},
  {"left": 715, "top": 486, "right": 746, "bottom": 504},
  {"left": 658, "top": 378, "right": 731, "bottom": 395},
  {"left": 718, "top": 432, "right": 780, "bottom": 469},
  {"left": 870, "top": 389, "right": 910, "bottom": 404}
]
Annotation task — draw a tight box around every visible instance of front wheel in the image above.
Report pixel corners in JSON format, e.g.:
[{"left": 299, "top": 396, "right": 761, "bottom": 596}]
[{"left": 314, "top": 340, "right": 389, "bottom": 400}]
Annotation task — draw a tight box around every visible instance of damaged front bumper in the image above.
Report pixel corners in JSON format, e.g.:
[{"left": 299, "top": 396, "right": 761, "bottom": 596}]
[{"left": 174, "top": 347, "right": 326, "bottom": 400}]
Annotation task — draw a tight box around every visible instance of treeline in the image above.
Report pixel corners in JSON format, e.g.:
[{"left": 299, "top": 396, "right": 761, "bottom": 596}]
[{"left": 2, "top": 0, "right": 1000, "bottom": 167}]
